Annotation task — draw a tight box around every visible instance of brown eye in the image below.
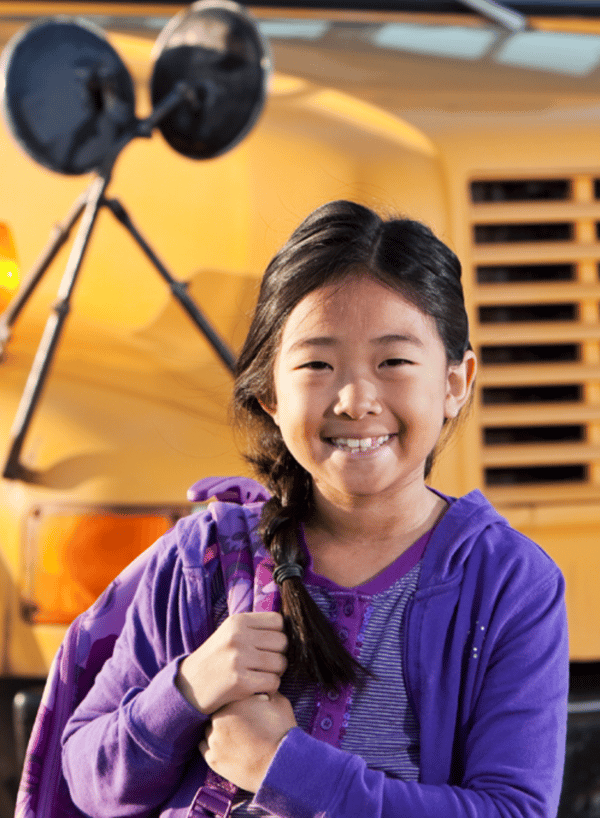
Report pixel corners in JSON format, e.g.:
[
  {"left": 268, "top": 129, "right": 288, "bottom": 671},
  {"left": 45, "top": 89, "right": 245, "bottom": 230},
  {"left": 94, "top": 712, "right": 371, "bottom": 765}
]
[
  {"left": 299, "top": 361, "right": 331, "bottom": 370},
  {"left": 381, "top": 358, "right": 411, "bottom": 367}
]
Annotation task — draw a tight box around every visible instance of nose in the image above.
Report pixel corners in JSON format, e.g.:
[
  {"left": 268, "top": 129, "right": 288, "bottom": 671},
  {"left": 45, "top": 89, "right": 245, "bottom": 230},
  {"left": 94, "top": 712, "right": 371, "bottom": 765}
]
[{"left": 333, "top": 379, "right": 382, "bottom": 419}]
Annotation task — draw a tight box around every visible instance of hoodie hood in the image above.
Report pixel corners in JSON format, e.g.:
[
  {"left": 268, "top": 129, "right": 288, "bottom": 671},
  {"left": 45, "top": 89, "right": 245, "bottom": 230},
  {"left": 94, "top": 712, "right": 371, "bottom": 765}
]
[{"left": 418, "top": 488, "right": 555, "bottom": 591}]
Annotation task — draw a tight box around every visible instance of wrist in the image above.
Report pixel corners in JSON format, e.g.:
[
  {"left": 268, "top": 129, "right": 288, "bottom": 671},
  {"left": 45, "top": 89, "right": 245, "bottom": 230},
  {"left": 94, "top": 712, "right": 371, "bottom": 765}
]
[{"left": 175, "top": 655, "right": 211, "bottom": 714}]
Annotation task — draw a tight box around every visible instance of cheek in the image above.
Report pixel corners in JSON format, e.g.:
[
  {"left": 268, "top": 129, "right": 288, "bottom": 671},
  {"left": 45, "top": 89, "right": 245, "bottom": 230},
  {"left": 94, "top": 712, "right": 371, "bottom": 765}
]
[
  {"left": 274, "top": 396, "right": 322, "bottom": 457},
  {"left": 399, "top": 376, "right": 450, "bottom": 431},
  {"left": 402, "top": 373, "right": 445, "bottom": 407}
]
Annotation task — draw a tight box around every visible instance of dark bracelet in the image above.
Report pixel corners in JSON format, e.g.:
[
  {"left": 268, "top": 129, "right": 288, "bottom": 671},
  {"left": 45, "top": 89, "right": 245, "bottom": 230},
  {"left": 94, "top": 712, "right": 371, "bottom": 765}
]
[{"left": 273, "top": 562, "right": 304, "bottom": 584}]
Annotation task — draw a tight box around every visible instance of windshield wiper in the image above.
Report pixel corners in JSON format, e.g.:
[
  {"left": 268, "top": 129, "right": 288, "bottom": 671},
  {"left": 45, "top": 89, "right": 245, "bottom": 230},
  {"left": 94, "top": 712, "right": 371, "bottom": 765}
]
[{"left": 457, "top": 0, "right": 528, "bottom": 30}]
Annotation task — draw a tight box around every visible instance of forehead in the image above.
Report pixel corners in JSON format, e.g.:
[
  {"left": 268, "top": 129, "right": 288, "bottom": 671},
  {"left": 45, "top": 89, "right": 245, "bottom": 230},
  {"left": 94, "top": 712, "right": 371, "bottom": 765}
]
[{"left": 279, "top": 276, "right": 441, "bottom": 351}]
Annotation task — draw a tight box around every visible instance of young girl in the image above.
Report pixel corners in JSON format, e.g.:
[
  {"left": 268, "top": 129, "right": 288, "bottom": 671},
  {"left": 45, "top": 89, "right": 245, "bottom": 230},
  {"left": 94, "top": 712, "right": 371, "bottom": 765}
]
[{"left": 59, "top": 200, "right": 568, "bottom": 818}]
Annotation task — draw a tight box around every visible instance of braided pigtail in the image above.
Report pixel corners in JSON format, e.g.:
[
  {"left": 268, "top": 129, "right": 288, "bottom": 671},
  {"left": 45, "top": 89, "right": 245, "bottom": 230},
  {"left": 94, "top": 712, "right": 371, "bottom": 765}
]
[{"left": 258, "top": 453, "right": 364, "bottom": 692}]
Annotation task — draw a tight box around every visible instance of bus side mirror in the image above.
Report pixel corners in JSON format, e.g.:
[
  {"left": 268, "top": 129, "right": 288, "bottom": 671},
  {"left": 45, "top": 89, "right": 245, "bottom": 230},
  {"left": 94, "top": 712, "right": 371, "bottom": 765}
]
[{"left": 0, "top": 0, "right": 270, "bottom": 174}]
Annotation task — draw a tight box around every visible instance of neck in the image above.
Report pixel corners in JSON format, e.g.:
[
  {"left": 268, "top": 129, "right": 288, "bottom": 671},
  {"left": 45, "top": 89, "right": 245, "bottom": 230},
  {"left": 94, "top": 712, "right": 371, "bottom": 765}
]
[{"left": 303, "top": 481, "right": 446, "bottom": 586}]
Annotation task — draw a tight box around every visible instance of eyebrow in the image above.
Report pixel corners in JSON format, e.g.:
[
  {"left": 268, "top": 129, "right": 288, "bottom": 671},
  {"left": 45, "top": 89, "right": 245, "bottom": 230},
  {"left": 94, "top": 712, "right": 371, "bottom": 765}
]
[
  {"left": 285, "top": 337, "right": 337, "bottom": 354},
  {"left": 286, "top": 333, "right": 425, "bottom": 353},
  {"left": 375, "top": 334, "right": 425, "bottom": 348}
]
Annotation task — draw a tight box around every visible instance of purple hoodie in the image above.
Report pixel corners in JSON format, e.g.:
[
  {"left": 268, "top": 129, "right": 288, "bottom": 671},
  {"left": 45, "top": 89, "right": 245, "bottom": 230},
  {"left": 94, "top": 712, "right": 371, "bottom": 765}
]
[
  {"left": 254, "top": 489, "right": 568, "bottom": 818},
  {"left": 25, "top": 477, "right": 568, "bottom": 818}
]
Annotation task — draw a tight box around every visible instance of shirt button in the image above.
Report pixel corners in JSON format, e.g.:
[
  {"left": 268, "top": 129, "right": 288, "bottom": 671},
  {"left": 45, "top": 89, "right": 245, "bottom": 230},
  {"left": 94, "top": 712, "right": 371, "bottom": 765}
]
[
  {"left": 344, "top": 602, "right": 354, "bottom": 617},
  {"left": 320, "top": 716, "right": 333, "bottom": 730},
  {"left": 327, "top": 689, "right": 340, "bottom": 701},
  {"left": 338, "top": 627, "right": 348, "bottom": 641}
]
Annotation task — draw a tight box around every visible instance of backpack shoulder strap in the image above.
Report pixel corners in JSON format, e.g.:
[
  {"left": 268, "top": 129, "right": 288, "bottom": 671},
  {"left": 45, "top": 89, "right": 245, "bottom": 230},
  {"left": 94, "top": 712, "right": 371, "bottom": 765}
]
[{"left": 190, "top": 480, "right": 280, "bottom": 817}]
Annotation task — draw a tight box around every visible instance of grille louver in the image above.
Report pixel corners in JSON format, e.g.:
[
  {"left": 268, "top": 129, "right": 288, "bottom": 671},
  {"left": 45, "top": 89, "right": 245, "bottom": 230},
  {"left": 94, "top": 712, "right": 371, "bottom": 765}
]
[{"left": 469, "top": 175, "right": 600, "bottom": 504}]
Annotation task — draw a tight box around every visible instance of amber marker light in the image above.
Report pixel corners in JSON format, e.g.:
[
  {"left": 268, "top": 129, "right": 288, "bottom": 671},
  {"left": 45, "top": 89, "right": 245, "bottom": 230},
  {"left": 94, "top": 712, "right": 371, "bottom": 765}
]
[
  {"left": 0, "top": 222, "right": 20, "bottom": 309},
  {"left": 21, "top": 505, "right": 190, "bottom": 624}
]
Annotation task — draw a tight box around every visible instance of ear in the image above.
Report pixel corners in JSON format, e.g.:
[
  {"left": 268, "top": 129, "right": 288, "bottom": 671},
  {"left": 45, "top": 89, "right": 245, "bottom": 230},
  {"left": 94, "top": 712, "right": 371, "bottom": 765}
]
[
  {"left": 444, "top": 350, "right": 477, "bottom": 419},
  {"left": 258, "top": 397, "right": 279, "bottom": 427}
]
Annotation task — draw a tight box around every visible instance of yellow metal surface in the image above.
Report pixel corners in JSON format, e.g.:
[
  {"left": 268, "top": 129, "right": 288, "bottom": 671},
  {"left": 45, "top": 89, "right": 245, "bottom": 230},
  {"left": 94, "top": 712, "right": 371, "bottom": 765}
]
[{"left": 502, "top": 503, "right": 600, "bottom": 660}]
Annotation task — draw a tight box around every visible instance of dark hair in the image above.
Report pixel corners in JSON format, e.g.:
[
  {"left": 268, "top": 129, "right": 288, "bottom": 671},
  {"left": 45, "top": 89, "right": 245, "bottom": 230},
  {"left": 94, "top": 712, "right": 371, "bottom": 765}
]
[{"left": 232, "top": 200, "right": 471, "bottom": 690}]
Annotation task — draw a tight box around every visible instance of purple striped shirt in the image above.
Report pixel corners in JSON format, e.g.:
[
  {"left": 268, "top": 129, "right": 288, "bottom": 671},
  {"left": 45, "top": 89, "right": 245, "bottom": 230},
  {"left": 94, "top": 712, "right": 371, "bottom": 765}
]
[{"left": 222, "top": 529, "right": 432, "bottom": 816}]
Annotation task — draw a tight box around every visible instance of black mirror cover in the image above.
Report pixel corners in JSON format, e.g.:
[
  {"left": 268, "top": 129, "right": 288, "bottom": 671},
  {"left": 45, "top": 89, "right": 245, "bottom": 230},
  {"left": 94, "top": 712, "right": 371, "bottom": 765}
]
[
  {"left": 1, "top": 17, "right": 136, "bottom": 175},
  {"left": 150, "top": 0, "right": 271, "bottom": 160}
]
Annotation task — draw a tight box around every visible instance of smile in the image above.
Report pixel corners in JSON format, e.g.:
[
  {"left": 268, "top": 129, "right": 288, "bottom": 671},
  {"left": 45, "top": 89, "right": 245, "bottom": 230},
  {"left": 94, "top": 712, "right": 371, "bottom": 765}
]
[{"left": 328, "top": 435, "right": 392, "bottom": 453}]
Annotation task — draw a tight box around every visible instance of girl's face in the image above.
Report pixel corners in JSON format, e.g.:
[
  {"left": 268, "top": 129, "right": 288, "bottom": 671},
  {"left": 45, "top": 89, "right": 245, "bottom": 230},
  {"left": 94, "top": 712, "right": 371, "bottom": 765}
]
[{"left": 262, "top": 275, "right": 475, "bottom": 509}]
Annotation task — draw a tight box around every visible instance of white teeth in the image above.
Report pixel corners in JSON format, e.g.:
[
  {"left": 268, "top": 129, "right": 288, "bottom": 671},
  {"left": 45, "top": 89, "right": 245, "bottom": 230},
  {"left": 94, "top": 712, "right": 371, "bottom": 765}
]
[{"left": 330, "top": 435, "right": 390, "bottom": 452}]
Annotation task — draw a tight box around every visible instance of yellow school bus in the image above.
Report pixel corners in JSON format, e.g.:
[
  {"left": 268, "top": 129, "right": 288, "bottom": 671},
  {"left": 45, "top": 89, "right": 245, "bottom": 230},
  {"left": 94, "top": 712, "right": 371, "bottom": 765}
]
[{"left": 1, "top": 0, "right": 599, "bottom": 813}]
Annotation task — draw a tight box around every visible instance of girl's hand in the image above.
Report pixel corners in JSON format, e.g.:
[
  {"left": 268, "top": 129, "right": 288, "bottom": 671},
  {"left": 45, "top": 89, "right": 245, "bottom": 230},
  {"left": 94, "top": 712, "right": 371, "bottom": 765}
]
[
  {"left": 175, "top": 612, "right": 287, "bottom": 714},
  {"left": 200, "top": 692, "right": 297, "bottom": 792}
]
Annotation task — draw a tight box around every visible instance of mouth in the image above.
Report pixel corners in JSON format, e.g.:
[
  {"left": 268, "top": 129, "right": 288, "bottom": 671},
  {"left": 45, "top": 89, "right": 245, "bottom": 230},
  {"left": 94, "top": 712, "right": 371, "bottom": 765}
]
[{"left": 327, "top": 434, "right": 393, "bottom": 453}]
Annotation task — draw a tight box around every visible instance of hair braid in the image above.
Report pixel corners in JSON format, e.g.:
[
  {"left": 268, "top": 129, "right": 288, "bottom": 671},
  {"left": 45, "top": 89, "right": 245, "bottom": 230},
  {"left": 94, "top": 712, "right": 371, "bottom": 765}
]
[{"left": 258, "top": 458, "right": 364, "bottom": 691}]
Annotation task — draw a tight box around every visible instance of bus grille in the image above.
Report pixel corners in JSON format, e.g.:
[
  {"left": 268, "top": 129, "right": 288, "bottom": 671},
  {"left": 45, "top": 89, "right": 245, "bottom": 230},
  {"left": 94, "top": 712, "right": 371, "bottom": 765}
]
[{"left": 469, "top": 175, "right": 600, "bottom": 504}]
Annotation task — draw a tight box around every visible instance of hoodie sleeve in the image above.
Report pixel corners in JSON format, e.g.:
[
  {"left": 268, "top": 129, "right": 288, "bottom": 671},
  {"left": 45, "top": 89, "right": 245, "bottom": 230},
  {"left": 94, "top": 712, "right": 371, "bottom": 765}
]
[
  {"left": 61, "top": 514, "right": 216, "bottom": 818},
  {"left": 252, "top": 547, "right": 569, "bottom": 818}
]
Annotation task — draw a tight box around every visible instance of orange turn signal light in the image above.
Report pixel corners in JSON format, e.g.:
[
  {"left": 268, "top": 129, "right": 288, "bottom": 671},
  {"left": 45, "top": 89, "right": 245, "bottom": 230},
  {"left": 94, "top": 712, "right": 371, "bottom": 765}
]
[
  {"left": 22, "top": 505, "right": 190, "bottom": 624},
  {"left": 0, "top": 222, "right": 20, "bottom": 308}
]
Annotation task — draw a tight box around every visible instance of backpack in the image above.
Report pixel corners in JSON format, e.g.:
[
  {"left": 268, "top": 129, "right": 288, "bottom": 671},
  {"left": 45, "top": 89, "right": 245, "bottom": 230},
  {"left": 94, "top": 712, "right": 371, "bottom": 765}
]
[{"left": 16, "top": 477, "right": 272, "bottom": 818}]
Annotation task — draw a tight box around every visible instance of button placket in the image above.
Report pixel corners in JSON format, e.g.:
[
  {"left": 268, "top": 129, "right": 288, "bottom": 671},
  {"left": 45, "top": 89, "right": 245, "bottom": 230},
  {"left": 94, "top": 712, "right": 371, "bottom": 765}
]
[{"left": 310, "top": 592, "right": 366, "bottom": 746}]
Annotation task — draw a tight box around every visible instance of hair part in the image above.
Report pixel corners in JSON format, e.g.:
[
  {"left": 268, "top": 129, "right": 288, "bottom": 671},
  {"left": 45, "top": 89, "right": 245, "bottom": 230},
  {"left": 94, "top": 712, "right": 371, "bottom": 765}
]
[{"left": 231, "top": 200, "right": 472, "bottom": 690}]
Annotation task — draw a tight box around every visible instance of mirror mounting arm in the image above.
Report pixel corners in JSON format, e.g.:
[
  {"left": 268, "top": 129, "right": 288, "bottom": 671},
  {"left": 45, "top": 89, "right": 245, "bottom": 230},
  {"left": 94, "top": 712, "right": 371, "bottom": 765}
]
[
  {"left": 3, "top": 173, "right": 111, "bottom": 481},
  {"left": 134, "top": 81, "right": 195, "bottom": 140},
  {"left": 458, "top": 0, "right": 528, "bottom": 32},
  {"left": 105, "top": 197, "right": 237, "bottom": 374}
]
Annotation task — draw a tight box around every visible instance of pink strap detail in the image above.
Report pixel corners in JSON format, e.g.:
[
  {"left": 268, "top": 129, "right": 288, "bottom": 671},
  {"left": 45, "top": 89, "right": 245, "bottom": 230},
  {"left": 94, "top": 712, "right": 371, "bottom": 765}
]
[{"left": 188, "top": 770, "right": 238, "bottom": 817}]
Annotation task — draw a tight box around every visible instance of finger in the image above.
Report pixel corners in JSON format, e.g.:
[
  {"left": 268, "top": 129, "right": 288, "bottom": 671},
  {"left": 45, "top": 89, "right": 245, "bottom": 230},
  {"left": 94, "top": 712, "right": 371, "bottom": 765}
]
[
  {"left": 270, "top": 691, "right": 296, "bottom": 714},
  {"left": 248, "top": 646, "right": 287, "bottom": 676},
  {"left": 253, "top": 629, "right": 288, "bottom": 654},
  {"left": 243, "top": 670, "right": 284, "bottom": 695},
  {"left": 244, "top": 612, "right": 285, "bottom": 632},
  {"left": 227, "top": 619, "right": 288, "bottom": 659}
]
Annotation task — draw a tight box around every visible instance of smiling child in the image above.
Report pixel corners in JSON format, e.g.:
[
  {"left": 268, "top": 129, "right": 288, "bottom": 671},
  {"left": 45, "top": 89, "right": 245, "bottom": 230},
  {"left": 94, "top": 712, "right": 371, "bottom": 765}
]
[{"left": 61, "top": 200, "right": 568, "bottom": 818}]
